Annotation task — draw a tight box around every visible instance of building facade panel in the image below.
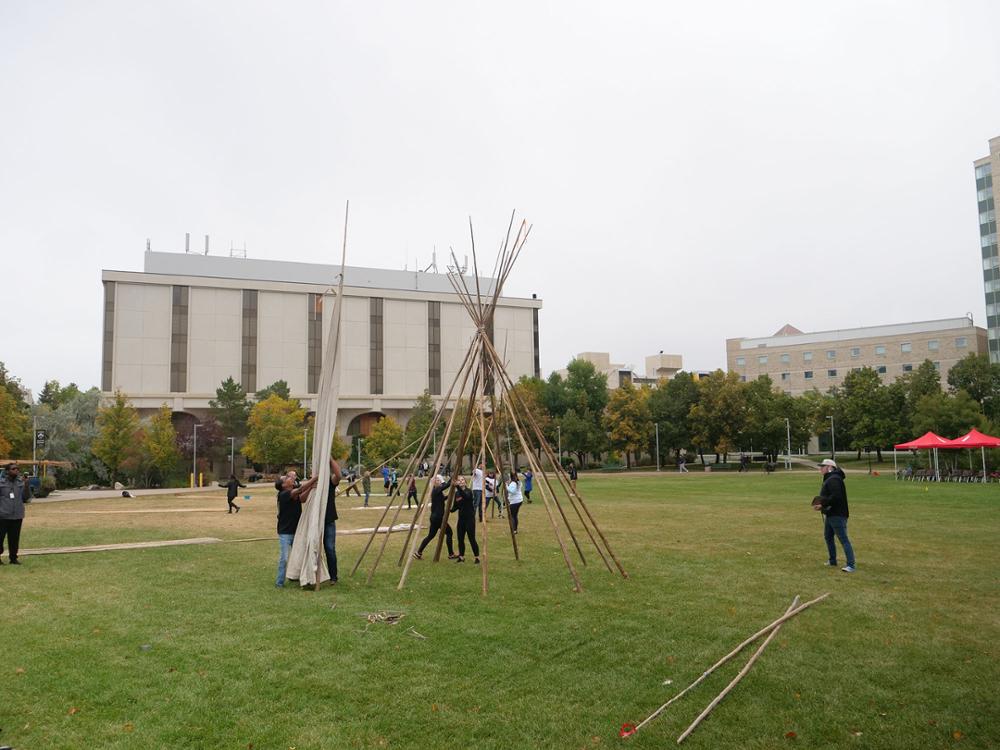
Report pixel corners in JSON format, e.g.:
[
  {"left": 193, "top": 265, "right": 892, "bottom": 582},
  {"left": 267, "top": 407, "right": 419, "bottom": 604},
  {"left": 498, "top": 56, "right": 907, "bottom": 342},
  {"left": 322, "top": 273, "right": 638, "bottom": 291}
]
[
  {"left": 340, "top": 296, "right": 370, "bottom": 397},
  {"left": 440, "top": 301, "right": 477, "bottom": 392},
  {"left": 114, "top": 282, "right": 171, "bottom": 395},
  {"left": 257, "top": 291, "right": 307, "bottom": 395},
  {"left": 383, "top": 299, "right": 428, "bottom": 397},
  {"left": 187, "top": 287, "right": 242, "bottom": 395}
]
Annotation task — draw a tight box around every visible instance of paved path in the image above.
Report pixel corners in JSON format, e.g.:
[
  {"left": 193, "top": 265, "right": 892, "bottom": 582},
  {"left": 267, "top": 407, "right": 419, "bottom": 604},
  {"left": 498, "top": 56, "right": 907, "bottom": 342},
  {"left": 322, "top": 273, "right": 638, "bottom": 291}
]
[{"left": 32, "top": 484, "right": 270, "bottom": 504}]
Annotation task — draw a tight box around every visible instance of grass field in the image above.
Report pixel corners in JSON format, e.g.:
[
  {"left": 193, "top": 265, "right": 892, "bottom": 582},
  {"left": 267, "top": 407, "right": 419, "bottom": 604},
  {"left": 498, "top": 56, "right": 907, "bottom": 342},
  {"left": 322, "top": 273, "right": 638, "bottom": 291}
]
[{"left": 3, "top": 472, "right": 998, "bottom": 749}]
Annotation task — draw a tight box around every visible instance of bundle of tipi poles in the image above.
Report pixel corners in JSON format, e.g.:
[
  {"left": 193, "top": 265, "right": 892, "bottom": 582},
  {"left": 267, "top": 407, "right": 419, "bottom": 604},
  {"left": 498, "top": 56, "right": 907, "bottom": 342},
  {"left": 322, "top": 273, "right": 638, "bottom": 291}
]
[{"left": 350, "top": 213, "right": 628, "bottom": 594}]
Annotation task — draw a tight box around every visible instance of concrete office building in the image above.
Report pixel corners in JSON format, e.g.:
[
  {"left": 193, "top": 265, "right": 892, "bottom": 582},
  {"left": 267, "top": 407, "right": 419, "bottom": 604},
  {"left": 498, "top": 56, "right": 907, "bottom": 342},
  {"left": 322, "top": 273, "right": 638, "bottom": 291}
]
[
  {"left": 100, "top": 251, "right": 542, "bottom": 435},
  {"left": 555, "top": 351, "right": 684, "bottom": 389},
  {"left": 727, "top": 318, "right": 986, "bottom": 396},
  {"left": 974, "top": 136, "right": 1000, "bottom": 362}
]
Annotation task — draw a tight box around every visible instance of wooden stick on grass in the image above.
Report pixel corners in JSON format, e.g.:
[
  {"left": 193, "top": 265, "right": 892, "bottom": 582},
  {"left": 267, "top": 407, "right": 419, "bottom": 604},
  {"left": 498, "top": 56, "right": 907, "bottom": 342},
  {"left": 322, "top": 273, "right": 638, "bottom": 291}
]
[
  {"left": 676, "top": 595, "right": 800, "bottom": 744},
  {"left": 632, "top": 592, "right": 829, "bottom": 734}
]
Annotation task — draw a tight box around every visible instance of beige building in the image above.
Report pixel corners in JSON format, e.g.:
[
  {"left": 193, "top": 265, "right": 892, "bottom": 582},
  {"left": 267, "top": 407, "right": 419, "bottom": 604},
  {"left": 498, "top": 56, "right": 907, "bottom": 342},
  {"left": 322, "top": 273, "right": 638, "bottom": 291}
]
[
  {"left": 726, "top": 318, "right": 986, "bottom": 395},
  {"left": 974, "top": 136, "right": 999, "bottom": 362},
  {"left": 101, "top": 251, "right": 542, "bottom": 435},
  {"left": 556, "top": 351, "right": 683, "bottom": 388}
]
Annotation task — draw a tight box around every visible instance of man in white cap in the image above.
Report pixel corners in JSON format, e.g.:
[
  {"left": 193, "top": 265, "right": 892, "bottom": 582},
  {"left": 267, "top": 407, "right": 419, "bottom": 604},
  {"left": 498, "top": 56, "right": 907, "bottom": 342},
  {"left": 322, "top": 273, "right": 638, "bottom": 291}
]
[{"left": 814, "top": 458, "right": 855, "bottom": 572}]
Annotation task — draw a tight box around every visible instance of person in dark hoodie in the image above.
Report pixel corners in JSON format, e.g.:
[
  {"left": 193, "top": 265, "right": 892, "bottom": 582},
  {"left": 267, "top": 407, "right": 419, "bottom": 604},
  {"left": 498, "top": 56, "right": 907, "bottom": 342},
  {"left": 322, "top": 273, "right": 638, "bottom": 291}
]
[
  {"left": 450, "top": 474, "right": 480, "bottom": 564},
  {"left": 814, "top": 458, "right": 856, "bottom": 572},
  {"left": 413, "top": 474, "right": 456, "bottom": 559},
  {"left": 219, "top": 474, "right": 246, "bottom": 513}
]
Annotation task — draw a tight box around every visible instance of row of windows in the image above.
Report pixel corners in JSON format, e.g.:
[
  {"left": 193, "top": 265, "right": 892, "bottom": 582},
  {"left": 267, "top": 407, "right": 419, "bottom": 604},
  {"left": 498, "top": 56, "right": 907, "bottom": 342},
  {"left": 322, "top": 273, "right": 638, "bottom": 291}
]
[
  {"left": 370, "top": 297, "right": 384, "bottom": 395},
  {"left": 307, "top": 293, "right": 323, "bottom": 394},
  {"left": 982, "top": 219, "right": 998, "bottom": 236},
  {"left": 101, "top": 282, "right": 115, "bottom": 391},
  {"left": 976, "top": 174, "right": 994, "bottom": 191},
  {"left": 428, "top": 301, "right": 441, "bottom": 395},
  {"left": 735, "top": 339, "right": 960, "bottom": 366},
  {"left": 979, "top": 196, "right": 995, "bottom": 215},
  {"left": 978, "top": 188, "right": 994, "bottom": 202},
  {"left": 767, "top": 362, "right": 939, "bottom": 381},
  {"left": 241, "top": 290, "right": 258, "bottom": 393},
  {"left": 976, "top": 163, "right": 993, "bottom": 179},
  {"left": 982, "top": 233, "right": 998, "bottom": 249},
  {"left": 170, "top": 286, "right": 189, "bottom": 392}
]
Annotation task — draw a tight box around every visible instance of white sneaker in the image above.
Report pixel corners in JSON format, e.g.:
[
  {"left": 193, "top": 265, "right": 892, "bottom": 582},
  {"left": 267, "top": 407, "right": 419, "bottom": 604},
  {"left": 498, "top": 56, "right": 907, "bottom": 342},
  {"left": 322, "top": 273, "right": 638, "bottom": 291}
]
[{"left": 841, "top": 565, "right": 855, "bottom": 573}]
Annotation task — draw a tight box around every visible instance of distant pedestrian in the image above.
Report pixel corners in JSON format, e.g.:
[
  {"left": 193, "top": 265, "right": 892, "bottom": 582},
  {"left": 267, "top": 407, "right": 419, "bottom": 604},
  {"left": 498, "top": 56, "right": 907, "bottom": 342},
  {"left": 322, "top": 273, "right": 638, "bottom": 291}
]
[
  {"left": 678, "top": 453, "right": 689, "bottom": 473},
  {"left": 405, "top": 474, "right": 418, "bottom": 509},
  {"left": 219, "top": 474, "right": 246, "bottom": 513},
  {"left": 389, "top": 468, "right": 400, "bottom": 497},
  {"left": 567, "top": 462, "right": 578, "bottom": 492},
  {"left": 484, "top": 470, "right": 500, "bottom": 518},
  {"left": 362, "top": 470, "right": 372, "bottom": 507},
  {"left": 814, "top": 459, "right": 856, "bottom": 573},
  {"left": 382, "top": 465, "right": 391, "bottom": 495},
  {"left": 523, "top": 468, "right": 533, "bottom": 503},
  {"left": 0, "top": 463, "right": 31, "bottom": 565},
  {"left": 506, "top": 471, "right": 524, "bottom": 533}
]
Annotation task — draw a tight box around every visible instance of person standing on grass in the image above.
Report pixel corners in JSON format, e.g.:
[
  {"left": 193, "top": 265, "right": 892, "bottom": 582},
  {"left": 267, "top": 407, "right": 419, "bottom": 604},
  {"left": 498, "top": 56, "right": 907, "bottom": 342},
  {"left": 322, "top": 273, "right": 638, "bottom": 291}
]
[
  {"left": 220, "top": 474, "right": 246, "bottom": 514},
  {"left": 323, "top": 457, "right": 343, "bottom": 584},
  {"left": 405, "top": 474, "right": 418, "bottom": 509},
  {"left": 0, "top": 463, "right": 31, "bottom": 565},
  {"left": 451, "top": 475, "right": 480, "bottom": 563},
  {"left": 484, "top": 470, "right": 500, "bottom": 518},
  {"left": 362, "top": 470, "right": 372, "bottom": 507},
  {"left": 523, "top": 468, "right": 533, "bottom": 503},
  {"left": 275, "top": 473, "right": 319, "bottom": 587},
  {"left": 413, "top": 475, "right": 456, "bottom": 559},
  {"left": 382, "top": 465, "right": 391, "bottom": 495},
  {"left": 814, "top": 458, "right": 856, "bottom": 573},
  {"left": 506, "top": 470, "right": 524, "bottom": 533},
  {"left": 389, "top": 467, "right": 399, "bottom": 497},
  {"left": 567, "top": 462, "right": 578, "bottom": 491},
  {"left": 678, "top": 453, "right": 689, "bottom": 473},
  {"left": 472, "top": 463, "right": 484, "bottom": 521}
]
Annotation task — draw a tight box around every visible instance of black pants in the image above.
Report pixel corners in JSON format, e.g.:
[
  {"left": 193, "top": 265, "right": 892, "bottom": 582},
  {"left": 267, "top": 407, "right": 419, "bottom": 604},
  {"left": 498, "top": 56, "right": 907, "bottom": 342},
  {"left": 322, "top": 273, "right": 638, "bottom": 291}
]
[
  {"left": 510, "top": 502, "right": 522, "bottom": 531},
  {"left": 418, "top": 517, "right": 453, "bottom": 555},
  {"left": 457, "top": 516, "right": 479, "bottom": 557},
  {"left": 0, "top": 518, "right": 23, "bottom": 561},
  {"left": 227, "top": 497, "right": 239, "bottom": 512},
  {"left": 406, "top": 489, "right": 417, "bottom": 508},
  {"left": 524, "top": 489, "right": 531, "bottom": 502}
]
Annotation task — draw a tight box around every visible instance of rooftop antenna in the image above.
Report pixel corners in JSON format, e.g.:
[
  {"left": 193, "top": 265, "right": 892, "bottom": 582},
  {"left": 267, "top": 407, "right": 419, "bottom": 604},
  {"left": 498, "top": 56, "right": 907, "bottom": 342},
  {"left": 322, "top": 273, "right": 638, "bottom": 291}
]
[
  {"left": 146, "top": 238, "right": 151, "bottom": 252},
  {"left": 421, "top": 247, "right": 438, "bottom": 273},
  {"left": 204, "top": 235, "right": 210, "bottom": 255},
  {"left": 229, "top": 241, "right": 247, "bottom": 259},
  {"left": 185, "top": 233, "right": 191, "bottom": 253}
]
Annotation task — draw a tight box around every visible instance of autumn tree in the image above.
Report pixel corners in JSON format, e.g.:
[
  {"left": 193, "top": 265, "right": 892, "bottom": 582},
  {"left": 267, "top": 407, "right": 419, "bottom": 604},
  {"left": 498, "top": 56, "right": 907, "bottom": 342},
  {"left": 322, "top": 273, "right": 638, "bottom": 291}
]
[
  {"left": 362, "top": 416, "right": 404, "bottom": 470},
  {"left": 242, "top": 394, "right": 306, "bottom": 471},
  {"left": 688, "top": 370, "right": 746, "bottom": 463},
  {"left": 647, "top": 372, "right": 700, "bottom": 464},
  {"left": 255, "top": 380, "right": 292, "bottom": 402},
  {"left": 144, "top": 405, "right": 182, "bottom": 484},
  {"left": 93, "top": 391, "right": 140, "bottom": 483},
  {"left": 604, "top": 381, "right": 650, "bottom": 468}
]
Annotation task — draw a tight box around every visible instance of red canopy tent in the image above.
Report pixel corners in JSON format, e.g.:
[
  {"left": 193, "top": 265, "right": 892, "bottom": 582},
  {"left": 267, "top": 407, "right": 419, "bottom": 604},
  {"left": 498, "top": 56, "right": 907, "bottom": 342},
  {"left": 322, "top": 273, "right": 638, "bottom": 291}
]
[
  {"left": 940, "top": 428, "right": 1000, "bottom": 482},
  {"left": 893, "top": 431, "right": 952, "bottom": 481}
]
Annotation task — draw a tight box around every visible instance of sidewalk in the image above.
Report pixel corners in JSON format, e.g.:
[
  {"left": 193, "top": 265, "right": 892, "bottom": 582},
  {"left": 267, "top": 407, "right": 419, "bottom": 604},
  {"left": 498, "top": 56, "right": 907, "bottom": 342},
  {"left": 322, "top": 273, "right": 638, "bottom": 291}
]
[{"left": 31, "top": 484, "right": 259, "bottom": 504}]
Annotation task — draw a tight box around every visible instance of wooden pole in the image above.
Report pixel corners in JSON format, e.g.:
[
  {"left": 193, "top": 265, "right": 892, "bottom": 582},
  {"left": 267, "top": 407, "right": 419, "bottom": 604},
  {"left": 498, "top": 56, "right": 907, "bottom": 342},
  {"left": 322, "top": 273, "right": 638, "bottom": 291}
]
[
  {"left": 676, "top": 596, "right": 799, "bottom": 744},
  {"left": 632, "top": 593, "right": 829, "bottom": 734}
]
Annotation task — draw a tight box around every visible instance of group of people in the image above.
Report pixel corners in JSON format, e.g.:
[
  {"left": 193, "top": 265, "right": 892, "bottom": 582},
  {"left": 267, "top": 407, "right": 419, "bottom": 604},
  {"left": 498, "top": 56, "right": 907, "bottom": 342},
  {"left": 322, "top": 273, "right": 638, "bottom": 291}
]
[{"left": 274, "top": 457, "right": 342, "bottom": 587}]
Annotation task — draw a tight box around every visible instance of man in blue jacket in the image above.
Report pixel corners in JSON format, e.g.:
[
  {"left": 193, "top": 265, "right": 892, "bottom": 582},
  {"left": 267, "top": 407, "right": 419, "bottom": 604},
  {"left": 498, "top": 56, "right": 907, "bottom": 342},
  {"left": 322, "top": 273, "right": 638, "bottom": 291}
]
[
  {"left": 1, "top": 463, "right": 32, "bottom": 565},
  {"left": 814, "top": 459, "right": 856, "bottom": 573}
]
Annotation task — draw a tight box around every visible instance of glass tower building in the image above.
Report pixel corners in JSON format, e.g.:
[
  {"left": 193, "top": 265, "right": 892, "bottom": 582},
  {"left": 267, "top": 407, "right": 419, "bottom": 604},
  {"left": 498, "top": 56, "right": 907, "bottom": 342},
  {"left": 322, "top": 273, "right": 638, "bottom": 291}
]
[{"left": 975, "top": 137, "right": 1000, "bottom": 363}]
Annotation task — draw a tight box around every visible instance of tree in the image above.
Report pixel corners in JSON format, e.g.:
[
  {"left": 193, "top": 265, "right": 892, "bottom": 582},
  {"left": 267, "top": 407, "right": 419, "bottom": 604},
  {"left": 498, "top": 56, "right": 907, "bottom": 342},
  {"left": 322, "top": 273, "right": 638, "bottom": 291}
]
[
  {"left": 209, "top": 377, "right": 251, "bottom": 440},
  {"left": 947, "top": 353, "right": 1000, "bottom": 418},
  {"left": 559, "top": 407, "right": 606, "bottom": 469},
  {"left": 404, "top": 390, "right": 436, "bottom": 454},
  {"left": 242, "top": 394, "right": 306, "bottom": 471},
  {"left": 34, "top": 387, "right": 102, "bottom": 486},
  {"left": 742, "top": 376, "right": 790, "bottom": 462},
  {"left": 840, "top": 368, "right": 898, "bottom": 461},
  {"left": 363, "top": 416, "right": 404, "bottom": 469},
  {"left": 255, "top": 380, "right": 291, "bottom": 402},
  {"left": 647, "top": 372, "right": 700, "bottom": 464},
  {"left": 911, "top": 390, "right": 984, "bottom": 439},
  {"left": 304, "top": 415, "right": 351, "bottom": 468},
  {"left": 564, "top": 359, "right": 610, "bottom": 415},
  {"left": 689, "top": 370, "right": 746, "bottom": 463},
  {"left": 0, "top": 362, "right": 31, "bottom": 457},
  {"left": 604, "top": 381, "right": 650, "bottom": 468},
  {"left": 38, "top": 380, "right": 82, "bottom": 409},
  {"left": 144, "top": 405, "right": 182, "bottom": 484},
  {"left": 93, "top": 391, "right": 140, "bottom": 483}
]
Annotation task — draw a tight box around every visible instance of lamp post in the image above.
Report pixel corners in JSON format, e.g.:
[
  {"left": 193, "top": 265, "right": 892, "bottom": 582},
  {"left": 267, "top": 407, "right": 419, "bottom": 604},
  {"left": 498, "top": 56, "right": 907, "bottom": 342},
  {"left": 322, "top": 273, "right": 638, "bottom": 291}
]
[
  {"left": 357, "top": 437, "right": 364, "bottom": 469},
  {"left": 192, "top": 422, "right": 201, "bottom": 488},
  {"left": 228, "top": 436, "right": 235, "bottom": 472},
  {"left": 655, "top": 423, "right": 661, "bottom": 472},
  {"left": 557, "top": 425, "right": 562, "bottom": 465},
  {"left": 826, "top": 415, "right": 835, "bottom": 459},
  {"left": 784, "top": 418, "right": 791, "bottom": 470}
]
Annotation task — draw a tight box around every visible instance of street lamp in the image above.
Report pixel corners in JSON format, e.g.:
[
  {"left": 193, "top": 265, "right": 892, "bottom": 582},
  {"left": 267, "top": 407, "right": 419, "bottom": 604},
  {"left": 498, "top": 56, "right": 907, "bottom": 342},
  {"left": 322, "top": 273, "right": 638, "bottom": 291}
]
[
  {"left": 655, "top": 423, "right": 661, "bottom": 472},
  {"left": 784, "top": 418, "right": 791, "bottom": 470},
  {"left": 826, "top": 415, "right": 835, "bottom": 459},
  {"left": 557, "top": 425, "right": 562, "bottom": 465},
  {"left": 357, "top": 436, "right": 364, "bottom": 469},
  {"left": 228, "top": 436, "right": 235, "bottom": 472},
  {"left": 192, "top": 422, "right": 201, "bottom": 488}
]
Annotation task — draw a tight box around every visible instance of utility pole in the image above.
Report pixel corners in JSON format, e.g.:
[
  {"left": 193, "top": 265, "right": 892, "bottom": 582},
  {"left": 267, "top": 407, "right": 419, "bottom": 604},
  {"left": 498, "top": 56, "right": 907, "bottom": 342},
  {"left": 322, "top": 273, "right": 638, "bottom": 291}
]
[
  {"left": 784, "top": 418, "right": 791, "bottom": 470},
  {"left": 557, "top": 425, "right": 561, "bottom": 467},
  {"left": 655, "top": 423, "right": 660, "bottom": 472},
  {"left": 228, "top": 436, "right": 235, "bottom": 473},
  {"left": 827, "top": 415, "right": 836, "bottom": 459},
  {"left": 192, "top": 423, "right": 201, "bottom": 488}
]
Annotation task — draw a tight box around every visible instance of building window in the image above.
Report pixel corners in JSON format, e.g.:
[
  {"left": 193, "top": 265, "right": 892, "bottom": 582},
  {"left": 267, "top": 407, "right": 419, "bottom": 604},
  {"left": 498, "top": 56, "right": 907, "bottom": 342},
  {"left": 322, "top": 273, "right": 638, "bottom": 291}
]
[
  {"left": 875, "top": 345, "right": 886, "bottom": 356},
  {"left": 803, "top": 351, "right": 813, "bottom": 362},
  {"left": 170, "top": 286, "right": 188, "bottom": 392},
  {"left": 956, "top": 336, "right": 968, "bottom": 348},
  {"left": 850, "top": 347, "right": 860, "bottom": 358},
  {"left": 826, "top": 350, "right": 836, "bottom": 360},
  {"left": 241, "top": 290, "right": 258, "bottom": 393},
  {"left": 101, "top": 281, "right": 115, "bottom": 391},
  {"left": 933, "top": 361, "right": 940, "bottom": 371},
  {"left": 928, "top": 339, "right": 939, "bottom": 351},
  {"left": 307, "top": 293, "right": 323, "bottom": 393},
  {"left": 532, "top": 308, "right": 540, "bottom": 380},
  {"left": 804, "top": 370, "right": 813, "bottom": 380},
  {"left": 780, "top": 353, "right": 790, "bottom": 364},
  {"left": 757, "top": 355, "right": 768, "bottom": 365},
  {"left": 427, "top": 301, "right": 441, "bottom": 395},
  {"left": 901, "top": 342, "right": 911, "bottom": 353},
  {"left": 877, "top": 365, "right": 887, "bottom": 374},
  {"left": 780, "top": 372, "right": 790, "bottom": 381},
  {"left": 902, "top": 364, "right": 913, "bottom": 372},
  {"left": 735, "top": 356, "right": 745, "bottom": 367},
  {"left": 369, "top": 297, "right": 384, "bottom": 394},
  {"left": 739, "top": 375, "right": 746, "bottom": 382},
  {"left": 827, "top": 369, "right": 837, "bottom": 377}
]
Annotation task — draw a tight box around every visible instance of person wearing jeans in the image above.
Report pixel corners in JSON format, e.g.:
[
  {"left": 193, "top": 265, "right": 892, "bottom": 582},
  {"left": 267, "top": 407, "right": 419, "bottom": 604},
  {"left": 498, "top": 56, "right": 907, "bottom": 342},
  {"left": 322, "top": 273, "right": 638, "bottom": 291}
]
[
  {"left": 323, "top": 457, "right": 342, "bottom": 583},
  {"left": 275, "top": 473, "right": 319, "bottom": 587},
  {"left": 815, "top": 458, "right": 856, "bottom": 572}
]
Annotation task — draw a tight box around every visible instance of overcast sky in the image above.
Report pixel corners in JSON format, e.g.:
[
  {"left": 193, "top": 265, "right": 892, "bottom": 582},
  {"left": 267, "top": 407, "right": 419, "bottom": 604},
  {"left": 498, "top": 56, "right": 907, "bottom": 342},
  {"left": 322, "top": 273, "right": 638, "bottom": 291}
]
[{"left": 2, "top": 1, "right": 999, "bottom": 397}]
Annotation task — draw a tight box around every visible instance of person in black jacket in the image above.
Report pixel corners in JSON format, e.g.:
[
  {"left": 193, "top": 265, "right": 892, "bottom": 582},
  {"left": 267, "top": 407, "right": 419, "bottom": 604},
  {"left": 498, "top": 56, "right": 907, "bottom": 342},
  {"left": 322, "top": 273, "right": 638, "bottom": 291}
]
[
  {"left": 219, "top": 474, "right": 246, "bottom": 513},
  {"left": 450, "top": 475, "right": 480, "bottom": 563},
  {"left": 815, "top": 459, "right": 856, "bottom": 572},
  {"left": 413, "top": 475, "right": 456, "bottom": 559}
]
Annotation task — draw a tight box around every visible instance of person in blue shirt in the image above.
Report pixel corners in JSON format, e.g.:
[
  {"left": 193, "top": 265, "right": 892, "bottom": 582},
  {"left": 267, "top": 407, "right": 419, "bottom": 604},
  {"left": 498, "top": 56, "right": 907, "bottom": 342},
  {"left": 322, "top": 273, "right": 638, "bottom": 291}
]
[
  {"left": 523, "top": 469, "right": 533, "bottom": 503},
  {"left": 382, "top": 465, "right": 391, "bottom": 495}
]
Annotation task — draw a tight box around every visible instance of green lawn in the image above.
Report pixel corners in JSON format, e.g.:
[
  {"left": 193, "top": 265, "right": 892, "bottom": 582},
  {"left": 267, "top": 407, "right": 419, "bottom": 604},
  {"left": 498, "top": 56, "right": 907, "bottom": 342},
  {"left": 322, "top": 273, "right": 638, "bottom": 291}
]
[{"left": 3, "top": 474, "right": 998, "bottom": 749}]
